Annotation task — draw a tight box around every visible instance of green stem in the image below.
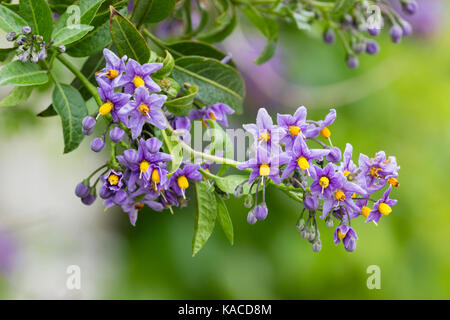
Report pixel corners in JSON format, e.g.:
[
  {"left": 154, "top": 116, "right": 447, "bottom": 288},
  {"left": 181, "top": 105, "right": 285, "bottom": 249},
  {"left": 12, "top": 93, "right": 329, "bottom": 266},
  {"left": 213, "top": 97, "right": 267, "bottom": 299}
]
[
  {"left": 87, "top": 164, "right": 108, "bottom": 181},
  {"left": 57, "top": 54, "right": 102, "bottom": 106}
]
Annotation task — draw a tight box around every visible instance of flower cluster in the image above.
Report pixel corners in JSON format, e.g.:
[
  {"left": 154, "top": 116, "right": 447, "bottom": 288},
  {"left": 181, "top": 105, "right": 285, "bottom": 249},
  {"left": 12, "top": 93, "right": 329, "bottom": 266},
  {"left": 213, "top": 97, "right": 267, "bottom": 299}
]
[
  {"left": 5, "top": 26, "right": 65, "bottom": 63},
  {"left": 236, "top": 107, "right": 400, "bottom": 252},
  {"left": 75, "top": 49, "right": 235, "bottom": 226},
  {"left": 320, "top": 0, "right": 419, "bottom": 68}
]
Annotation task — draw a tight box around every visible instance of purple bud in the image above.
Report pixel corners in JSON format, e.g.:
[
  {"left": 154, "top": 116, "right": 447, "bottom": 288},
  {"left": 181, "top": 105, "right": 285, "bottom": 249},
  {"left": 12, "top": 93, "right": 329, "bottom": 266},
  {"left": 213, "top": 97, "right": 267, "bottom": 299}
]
[
  {"left": 22, "top": 26, "right": 32, "bottom": 34},
  {"left": 75, "top": 182, "right": 90, "bottom": 198},
  {"left": 323, "top": 29, "right": 335, "bottom": 44},
  {"left": 303, "top": 196, "right": 319, "bottom": 211},
  {"left": 123, "top": 149, "right": 139, "bottom": 164},
  {"left": 6, "top": 32, "right": 16, "bottom": 41},
  {"left": 366, "top": 40, "right": 379, "bottom": 55},
  {"left": 367, "top": 27, "right": 380, "bottom": 37},
  {"left": 326, "top": 147, "right": 341, "bottom": 163},
  {"left": 390, "top": 25, "right": 403, "bottom": 44},
  {"left": 99, "top": 185, "right": 113, "bottom": 199},
  {"left": 400, "top": 21, "right": 413, "bottom": 37},
  {"left": 346, "top": 55, "right": 359, "bottom": 69},
  {"left": 109, "top": 127, "right": 125, "bottom": 143},
  {"left": 113, "top": 190, "right": 127, "bottom": 205},
  {"left": 81, "top": 194, "right": 96, "bottom": 205},
  {"left": 90, "top": 138, "right": 105, "bottom": 152},
  {"left": 82, "top": 116, "right": 96, "bottom": 131},
  {"left": 345, "top": 238, "right": 357, "bottom": 252},
  {"left": 247, "top": 211, "right": 257, "bottom": 225},
  {"left": 254, "top": 204, "right": 268, "bottom": 221},
  {"left": 58, "top": 45, "right": 66, "bottom": 53},
  {"left": 352, "top": 42, "right": 366, "bottom": 55},
  {"left": 402, "top": 0, "right": 418, "bottom": 15}
]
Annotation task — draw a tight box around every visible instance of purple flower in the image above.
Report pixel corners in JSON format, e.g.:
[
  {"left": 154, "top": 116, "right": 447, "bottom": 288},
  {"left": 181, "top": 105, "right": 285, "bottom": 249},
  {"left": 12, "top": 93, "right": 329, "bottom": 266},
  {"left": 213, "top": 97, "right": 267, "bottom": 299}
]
[
  {"left": 121, "top": 59, "right": 162, "bottom": 94},
  {"left": 277, "top": 106, "right": 321, "bottom": 149},
  {"left": 366, "top": 186, "right": 397, "bottom": 224},
  {"left": 82, "top": 116, "right": 96, "bottom": 136},
  {"left": 339, "top": 143, "right": 358, "bottom": 178},
  {"left": 325, "top": 146, "right": 341, "bottom": 163},
  {"left": 91, "top": 137, "right": 105, "bottom": 152},
  {"left": 303, "top": 195, "right": 319, "bottom": 211},
  {"left": 169, "top": 164, "right": 203, "bottom": 198},
  {"left": 118, "top": 86, "right": 167, "bottom": 139},
  {"left": 243, "top": 108, "right": 283, "bottom": 153},
  {"left": 97, "top": 78, "right": 131, "bottom": 123},
  {"left": 333, "top": 225, "right": 358, "bottom": 252},
  {"left": 358, "top": 151, "right": 400, "bottom": 193},
  {"left": 81, "top": 193, "right": 96, "bottom": 205},
  {"left": 102, "top": 170, "right": 124, "bottom": 192},
  {"left": 281, "top": 136, "right": 329, "bottom": 179},
  {"left": 402, "top": 0, "right": 418, "bottom": 15},
  {"left": 98, "top": 48, "right": 127, "bottom": 88},
  {"left": 310, "top": 164, "right": 342, "bottom": 198},
  {"left": 237, "top": 148, "right": 289, "bottom": 185},
  {"left": 318, "top": 109, "right": 336, "bottom": 142},
  {"left": 188, "top": 103, "right": 234, "bottom": 127},
  {"left": 75, "top": 182, "right": 90, "bottom": 198},
  {"left": 109, "top": 127, "right": 125, "bottom": 143},
  {"left": 117, "top": 138, "right": 172, "bottom": 191},
  {"left": 121, "top": 188, "right": 164, "bottom": 226},
  {"left": 172, "top": 116, "right": 191, "bottom": 143}
]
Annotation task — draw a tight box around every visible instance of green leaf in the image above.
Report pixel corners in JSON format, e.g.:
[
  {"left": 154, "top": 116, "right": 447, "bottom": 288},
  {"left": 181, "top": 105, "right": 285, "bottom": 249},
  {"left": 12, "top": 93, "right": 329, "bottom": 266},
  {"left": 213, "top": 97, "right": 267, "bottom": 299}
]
[
  {"left": 146, "top": 0, "right": 176, "bottom": 23},
  {"left": 52, "top": 24, "right": 94, "bottom": 46},
  {"left": 171, "top": 56, "right": 245, "bottom": 114},
  {"left": 332, "top": 0, "right": 356, "bottom": 15},
  {"left": 71, "top": 48, "right": 107, "bottom": 99},
  {"left": 0, "top": 4, "right": 28, "bottom": 33},
  {"left": 54, "top": 0, "right": 105, "bottom": 32},
  {"left": 19, "top": 0, "right": 53, "bottom": 41},
  {"left": 0, "top": 48, "right": 15, "bottom": 64},
  {"left": 131, "top": 0, "right": 153, "bottom": 28},
  {"left": 0, "top": 61, "right": 48, "bottom": 86},
  {"left": 215, "top": 194, "right": 234, "bottom": 245},
  {"left": 165, "top": 40, "right": 235, "bottom": 66},
  {"left": 165, "top": 85, "right": 198, "bottom": 116},
  {"left": 193, "top": 181, "right": 218, "bottom": 257},
  {"left": 66, "top": 20, "right": 111, "bottom": 57},
  {"left": 0, "top": 86, "right": 33, "bottom": 108},
  {"left": 109, "top": 6, "right": 150, "bottom": 64},
  {"left": 153, "top": 50, "right": 174, "bottom": 78},
  {"left": 52, "top": 82, "right": 88, "bottom": 153},
  {"left": 37, "top": 104, "right": 57, "bottom": 117},
  {"left": 197, "top": 0, "right": 237, "bottom": 43},
  {"left": 215, "top": 174, "right": 260, "bottom": 195}
]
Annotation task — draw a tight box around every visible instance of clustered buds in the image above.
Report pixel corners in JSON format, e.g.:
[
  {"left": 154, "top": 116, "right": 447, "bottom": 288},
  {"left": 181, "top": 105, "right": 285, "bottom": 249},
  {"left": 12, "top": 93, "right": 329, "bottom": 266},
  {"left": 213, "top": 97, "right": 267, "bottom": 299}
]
[{"left": 5, "top": 26, "right": 63, "bottom": 63}]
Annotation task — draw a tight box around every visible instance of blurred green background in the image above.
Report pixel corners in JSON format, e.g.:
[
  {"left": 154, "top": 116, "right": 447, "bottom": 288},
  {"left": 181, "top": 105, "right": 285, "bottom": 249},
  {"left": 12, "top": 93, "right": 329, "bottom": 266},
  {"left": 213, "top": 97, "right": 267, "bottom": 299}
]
[{"left": 0, "top": 1, "right": 449, "bottom": 299}]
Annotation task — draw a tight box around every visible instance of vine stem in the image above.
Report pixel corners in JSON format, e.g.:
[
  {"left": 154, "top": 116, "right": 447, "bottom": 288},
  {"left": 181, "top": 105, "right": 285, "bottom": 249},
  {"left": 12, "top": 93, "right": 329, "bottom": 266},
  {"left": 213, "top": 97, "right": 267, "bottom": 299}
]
[{"left": 57, "top": 54, "right": 103, "bottom": 107}]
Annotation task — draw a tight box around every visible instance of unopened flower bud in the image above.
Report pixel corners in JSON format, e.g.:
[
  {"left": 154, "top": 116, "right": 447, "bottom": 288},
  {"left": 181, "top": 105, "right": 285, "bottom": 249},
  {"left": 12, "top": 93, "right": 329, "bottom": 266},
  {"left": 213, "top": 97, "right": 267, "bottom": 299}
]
[
  {"left": 326, "top": 147, "right": 341, "bottom": 163},
  {"left": 22, "top": 26, "right": 32, "bottom": 34},
  {"left": 402, "top": 0, "right": 418, "bottom": 15},
  {"left": 366, "top": 40, "right": 379, "bottom": 55},
  {"left": 113, "top": 190, "right": 127, "bottom": 205},
  {"left": 325, "top": 215, "right": 334, "bottom": 228},
  {"left": 254, "top": 204, "right": 268, "bottom": 221},
  {"left": 234, "top": 183, "right": 244, "bottom": 198},
  {"left": 303, "top": 196, "right": 318, "bottom": 211},
  {"left": 81, "top": 188, "right": 96, "bottom": 205},
  {"left": 345, "top": 238, "right": 357, "bottom": 252},
  {"left": 390, "top": 25, "right": 403, "bottom": 44},
  {"left": 244, "top": 195, "right": 253, "bottom": 208},
  {"left": 82, "top": 116, "right": 96, "bottom": 135},
  {"left": 58, "top": 45, "right": 66, "bottom": 53},
  {"left": 301, "top": 228, "right": 310, "bottom": 239},
  {"left": 400, "top": 21, "right": 413, "bottom": 36},
  {"left": 367, "top": 27, "right": 380, "bottom": 36},
  {"left": 247, "top": 210, "right": 257, "bottom": 225},
  {"left": 99, "top": 185, "right": 113, "bottom": 199},
  {"left": 109, "top": 127, "right": 125, "bottom": 143},
  {"left": 6, "top": 32, "right": 16, "bottom": 41},
  {"left": 90, "top": 137, "right": 105, "bottom": 152},
  {"left": 323, "top": 29, "right": 335, "bottom": 44},
  {"left": 352, "top": 42, "right": 366, "bottom": 55},
  {"left": 312, "top": 240, "right": 322, "bottom": 252},
  {"left": 296, "top": 218, "right": 306, "bottom": 232},
  {"left": 75, "top": 182, "right": 90, "bottom": 198},
  {"left": 307, "top": 230, "right": 316, "bottom": 242},
  {"left": 346, "top": 55, "right": 359, "bottom": 69}
]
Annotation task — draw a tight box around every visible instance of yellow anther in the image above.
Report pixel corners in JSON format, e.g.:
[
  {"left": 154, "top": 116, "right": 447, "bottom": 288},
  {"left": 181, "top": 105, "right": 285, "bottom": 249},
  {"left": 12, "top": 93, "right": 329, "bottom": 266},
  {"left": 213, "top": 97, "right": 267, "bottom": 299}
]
[
  {"left": 319, "top": 176, "right": 330, "bottom": 189},
  {"left": 370, "top": 167, "right": 382, "bottom": 178},
  {"left": 135, "top": 203, "right": 145, "bottom": 210},
  {"left": 140, "top": 161, "right": 150, "bottom": 174},
  {"left": 320, "top": 127, "right": 331, "bottom": 139},
  {"left": 344, "top": 170, "right": 351, "bottom": 177},
  {"left": 209, "top": 112, "right": 216, "bottom": 121},
  {"left": 259, "top": 164, "right": 270, "bottom": 176},
  {"left": 106, "top": 69, "right": 119, "bottom": 79},
  {"left": 133, "top": 76, "right": 145, "bottom": 88},
  {"left": 335, "top": 190, "right": 346, "bottom": 201},
  {"left": 338, "top": 229, "right": 346, "bottom": 241},
  {"left": 289, "top": 126, "right": 301, "bottom": 136},
  {"left": 107, "top": 174, "right": 120, "bottom": 186},
  {"left": 389, "top": 177, "right": 399, "bottom": 187},
  {"left": 99, "top": 101, "right": 113, "bottom": 116},
  {"left": 139, "top": 104, "right": 149, "bottom": 115},
  {"left": 151, "top": 168, "right": 160, "bottom": 184},
  {"left": 297, "top": 156, "right": 309, "bottom": 171},
  {"left": 259, "top": 131, "right": 270, "bottom": 142},
  {"left": 177, "top": 175, "right": 189, "bottom": 190},
  {"left": 361, "top": 206, "right": 371, "bottom": 218},
  {"left": 352, "top": 193, "right": 357, "bottom": 198},
  {"left": 378, "top": 202, "right": 392, "bottom": 216}
]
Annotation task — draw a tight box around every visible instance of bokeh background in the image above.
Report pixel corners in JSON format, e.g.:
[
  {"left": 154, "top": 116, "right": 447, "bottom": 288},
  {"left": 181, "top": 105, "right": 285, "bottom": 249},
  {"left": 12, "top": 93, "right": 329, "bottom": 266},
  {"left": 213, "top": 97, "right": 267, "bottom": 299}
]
[{"left": 0, "top": 0, "right": 449, "bottom": 299}]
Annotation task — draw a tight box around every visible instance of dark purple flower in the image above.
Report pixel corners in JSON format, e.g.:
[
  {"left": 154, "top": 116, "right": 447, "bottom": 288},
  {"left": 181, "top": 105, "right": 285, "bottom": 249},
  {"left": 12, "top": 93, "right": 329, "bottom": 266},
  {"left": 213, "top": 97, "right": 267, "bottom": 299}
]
[
  {"left": 366, "top": 186, "right": 397, "bottom": 224},
  {"left": 310, "top": 164, "right": 342, "bottom": 199},
  {"left": 281, "top": 136, "right": 329, "bottom": 179},
  {"left": 333, "top": 225, "right": 358, "bottom": 252},
  {"left": 102, "top": 170, "right": 124, "bottom": 192},
  {"left": 237, "top": 148, "right": 289, "bottom": 185},
  {"left": 188, "top": 103, "right": 234, "bottom": 127},
  {"left": 90, "top": 137, "right": 105, "bottom": 152},
  {"left": 169, "top": 164, "right": 203, "bottom": 198},
  {"left": 277, "top": 106, "right": 321, "bottom": 149},
  {"left": 109, "top": 127, "right": 125, "bottom": 143},
  {"left": 390, "top": 25, "right": 403, "bottom": 43},
  {"left": 243, "top": 108, "right": 284, "bottom": 153},
  {"left": 254, "top": 204, "right": 268, "bottom": 221},
  {"left": 118, "top": 86, "right": 167, "bottom": 139},
  {"left": 98, "top": 48, "right": 127, "bottom": 88},
  {"left": 82, "top": 116, "right": 96, "bottom": 136},
  {"left": 75, "top": 182, "right": 90, "bottom": 198},
  {"left": 97, "top": 78, "right": 131, "bottom": 123},
  {"left": 121, "top": 59, "right": 162, "bottom": 94}
]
